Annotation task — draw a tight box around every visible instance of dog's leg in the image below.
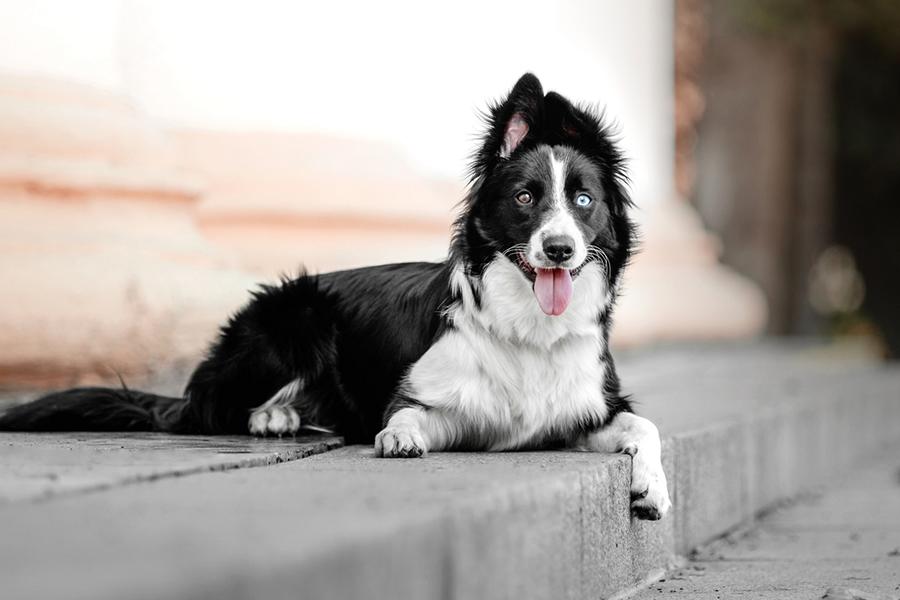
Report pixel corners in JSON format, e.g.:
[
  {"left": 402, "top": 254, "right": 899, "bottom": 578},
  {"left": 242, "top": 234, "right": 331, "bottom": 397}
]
[
  {"left": 248, "top": 378, "right": 304, "bottom": 437},
  {"left": 374, "top": 407, "right": 428, "bottom": 458},
  {"left": 182, "top": 275, "right": 342, "bottom": 435},
  {"left": 581, "top": 411, "right": 672, "bottom": 520},
  {"left": 374, "top": 404, "right": 457, "bottom": 458}
]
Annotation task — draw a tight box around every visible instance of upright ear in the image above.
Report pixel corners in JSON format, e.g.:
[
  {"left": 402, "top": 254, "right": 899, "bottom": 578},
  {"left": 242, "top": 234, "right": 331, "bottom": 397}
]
[
  {"left": 476, "top": 73, "right": 545, "bottom": 169},
  {"left": 543, "top": 91, "right": 591, "bottom": 147},
  {"left": 501, "top": 113, "right": 530, "bottom": 158},
  {"left": 544, "top": 91, "right": 632, "bottom": 214}
]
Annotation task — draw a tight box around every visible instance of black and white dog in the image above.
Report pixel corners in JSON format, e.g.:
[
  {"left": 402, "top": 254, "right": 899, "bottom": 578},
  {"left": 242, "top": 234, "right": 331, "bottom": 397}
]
[{"left": 0, "top": 74, "right": 671, "bottom": 520}]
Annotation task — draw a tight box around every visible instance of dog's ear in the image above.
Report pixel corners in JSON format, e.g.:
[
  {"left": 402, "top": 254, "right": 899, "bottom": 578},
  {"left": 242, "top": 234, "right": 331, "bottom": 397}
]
[
  {"left": 478, "top": 74, "right": 545, "bottom": 165},
  {"left": 544, "top": 91, "right": 591, "bottom": 146},
  {"left": 544, "top": 91, "right": 632, "bottom": 214},
  {"left": 500, "top": 112, "right": 530, "bottom": 158}
]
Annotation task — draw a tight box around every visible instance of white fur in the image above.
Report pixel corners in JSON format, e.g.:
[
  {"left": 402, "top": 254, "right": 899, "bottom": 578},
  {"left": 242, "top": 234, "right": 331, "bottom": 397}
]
[
  {"left": 579, "top": 412, "right": 672, "bottom": 519},
  {"left": 550, "top": 147, "right": 567, "bottom": 206},
  {"left": 527, "top": 148, "right": 587, "bottom": 269},
  {"left": 458, "top": 256, "right": 607, "bottom": 347},
  {"left": 248, "top": 378, "right": 302, "bottom": 437},
  {"left": 380, "top": 255, "right": 672, "bottom": 517},
  {"left": 374, "top": 408, "right": 428, "bottom": 457},
  {"left": 393, "top": 257, "right": 609, "bottom": 453}
]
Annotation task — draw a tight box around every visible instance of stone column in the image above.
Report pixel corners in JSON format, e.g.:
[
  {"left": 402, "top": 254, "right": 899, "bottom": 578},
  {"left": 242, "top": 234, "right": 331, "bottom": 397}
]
[{"left": 611, "top": 0, "right": 767, "bottom": 346}]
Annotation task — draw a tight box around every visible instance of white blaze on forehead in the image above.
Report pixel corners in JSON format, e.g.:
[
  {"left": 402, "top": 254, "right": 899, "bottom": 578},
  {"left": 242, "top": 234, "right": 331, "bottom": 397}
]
[
  {"left": 549, "top": 147, "right": 567, "bottom": 207},
  {"left": 527, "top": 148, "right": 588, "bottom": 267}
]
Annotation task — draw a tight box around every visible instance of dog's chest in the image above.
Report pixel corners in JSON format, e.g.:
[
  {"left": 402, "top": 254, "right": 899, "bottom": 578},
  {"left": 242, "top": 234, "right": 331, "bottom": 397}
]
[{"left": 405, "top": 323, "right": 608, "bottom": 450}]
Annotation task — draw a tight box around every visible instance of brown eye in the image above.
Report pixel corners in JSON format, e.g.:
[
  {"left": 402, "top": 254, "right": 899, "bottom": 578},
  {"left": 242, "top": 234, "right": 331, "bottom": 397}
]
[{"left": 515, "top": 191, "right": 533, "bottom": 205}]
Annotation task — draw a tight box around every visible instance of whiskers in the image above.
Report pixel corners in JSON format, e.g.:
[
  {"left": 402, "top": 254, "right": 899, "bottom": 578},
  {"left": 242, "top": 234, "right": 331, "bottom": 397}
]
[
  {"left": 586, "top": 245, "right": 612, "bottom": 279},
  {"left": 502, "top": 243, "right": 535, "bottom": 276},
  {"left": 501, "top": 243, "right": 529, "bottom": 260},
  {"left": 501, "top": 242, "right": 611, "bottom": 280}
]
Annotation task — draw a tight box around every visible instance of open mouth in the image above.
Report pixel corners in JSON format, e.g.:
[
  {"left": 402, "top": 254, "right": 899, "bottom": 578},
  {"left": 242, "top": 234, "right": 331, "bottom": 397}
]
[
  {"left": 512, "top": 251, "right": 589, "bottom": 282},
  {"left": 512, "top": 251, "right": 592, "bottom": 317}
]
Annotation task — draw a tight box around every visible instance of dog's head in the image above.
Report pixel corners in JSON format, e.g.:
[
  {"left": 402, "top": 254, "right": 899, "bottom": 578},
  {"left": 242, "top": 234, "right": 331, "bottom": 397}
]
[{"left": 454, "top": 73, "right": 635, "bottom": 317}]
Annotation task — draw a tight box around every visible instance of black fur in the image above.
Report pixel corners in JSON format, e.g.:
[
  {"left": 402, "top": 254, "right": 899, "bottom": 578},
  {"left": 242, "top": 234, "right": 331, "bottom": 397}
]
[
  {"left": 0, "top": 387, "right": 184, "bottom": 432},
  {"left": 455, "top": 74, "right": 634, "bottom": 285},
  {"left": 0, "top": 73, "right": 636, "bottom": 444}
]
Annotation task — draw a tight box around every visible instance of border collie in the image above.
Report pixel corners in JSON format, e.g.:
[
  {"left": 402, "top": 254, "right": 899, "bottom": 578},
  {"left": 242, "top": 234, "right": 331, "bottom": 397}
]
[{"left": 0, "top": 74, "right": 671, "bottom": 520}]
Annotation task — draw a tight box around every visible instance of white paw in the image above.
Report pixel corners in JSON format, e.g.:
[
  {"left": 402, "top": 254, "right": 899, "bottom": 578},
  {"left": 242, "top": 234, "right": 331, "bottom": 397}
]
[
  {"left": 374, "top": 426, "right": 427, "bottom": 458},
  {"left": 248, "top": 405, "right": 301, "bottom": 437},
  {"left": 629, "top": 455, "right": 672, "bottom": 520}
]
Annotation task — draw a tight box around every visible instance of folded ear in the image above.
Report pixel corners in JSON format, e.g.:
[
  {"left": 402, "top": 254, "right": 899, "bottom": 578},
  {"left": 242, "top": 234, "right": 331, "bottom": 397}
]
[{"left": 475, "top": 73, "right": 545, "bottom": 170}]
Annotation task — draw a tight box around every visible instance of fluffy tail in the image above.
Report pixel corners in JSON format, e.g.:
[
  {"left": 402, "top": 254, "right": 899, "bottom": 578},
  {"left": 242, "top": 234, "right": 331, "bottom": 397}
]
[{"left": 0, "top": 387, "right": 192, "bottom": 432}]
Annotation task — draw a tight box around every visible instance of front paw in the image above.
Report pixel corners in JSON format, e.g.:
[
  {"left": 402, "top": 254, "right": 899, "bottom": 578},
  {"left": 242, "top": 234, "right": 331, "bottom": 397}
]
[
  {"left": 374, "top": 426, "right": 427, "bottom": 458},
  {"left": 630, "top": 456, "right": 672, "bottom": 520}
]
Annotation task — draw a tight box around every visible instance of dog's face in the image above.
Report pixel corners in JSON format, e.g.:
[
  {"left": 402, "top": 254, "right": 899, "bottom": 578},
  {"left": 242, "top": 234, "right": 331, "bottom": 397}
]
[{"left": 456, "top": 74, "right": 634, "bottom": 317}]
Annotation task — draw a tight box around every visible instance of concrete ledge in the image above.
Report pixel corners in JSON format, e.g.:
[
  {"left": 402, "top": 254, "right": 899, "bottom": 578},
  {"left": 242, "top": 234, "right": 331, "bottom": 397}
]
[
  {"left": 0, "top": 344, "right": 898, "bottom": 599},
  {"left": 0, "top": 433, "right": 342, "bottom": 503}
]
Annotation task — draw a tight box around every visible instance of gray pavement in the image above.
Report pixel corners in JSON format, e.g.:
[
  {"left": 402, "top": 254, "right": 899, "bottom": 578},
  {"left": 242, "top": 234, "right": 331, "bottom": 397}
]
[
  {"left": 617, "top": 340, "right": 892, "bottom": 435},
  {"left": 0, "top": 342, "right": 897, "bottom": 600},
  {"left": 0, "top": 447, "right": 655, "bottom": 600},
  {"left": 0, "top": 432, "right": 341, "bottom": 502},
  {"left": 633, "top": 445, "right": 900, "bottom": 600}
]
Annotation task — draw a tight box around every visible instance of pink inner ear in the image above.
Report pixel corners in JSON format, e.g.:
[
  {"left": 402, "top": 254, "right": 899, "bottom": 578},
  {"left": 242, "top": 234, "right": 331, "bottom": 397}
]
[{"left": 501, "top": 113, "right": 529, "bottom": 158}]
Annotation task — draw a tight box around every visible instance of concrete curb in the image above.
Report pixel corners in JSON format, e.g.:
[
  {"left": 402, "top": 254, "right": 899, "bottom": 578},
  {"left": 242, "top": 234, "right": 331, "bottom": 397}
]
[
  {"left": 257, "top": 372, "right": 900, "bottom": 600},
  {"left": 0, "top": 433, "right": 342, "bottom": 503},
  {"left": 670, "top": 382, "right": 900, "bottom": 558},
  {"left": 1, "top": 350, "right": 898, "bottom": 600}
]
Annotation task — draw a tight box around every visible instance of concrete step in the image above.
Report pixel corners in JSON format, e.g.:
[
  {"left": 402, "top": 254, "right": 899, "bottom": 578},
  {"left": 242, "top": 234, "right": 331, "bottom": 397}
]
[
  {"left": 0, "top": 433, "right": 341, "bottom": 503},
  {"left": 1, "top": 343, "right": 898, "bottom": 600},
  {"left": 631, "top": 445, "right": 900, "bottom": 599}
]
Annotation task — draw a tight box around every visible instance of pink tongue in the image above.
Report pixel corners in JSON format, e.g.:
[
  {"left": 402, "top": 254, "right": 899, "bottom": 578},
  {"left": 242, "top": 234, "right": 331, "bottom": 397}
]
[{"left": 533, "top": 268, "right": 574, "bottom": 316}]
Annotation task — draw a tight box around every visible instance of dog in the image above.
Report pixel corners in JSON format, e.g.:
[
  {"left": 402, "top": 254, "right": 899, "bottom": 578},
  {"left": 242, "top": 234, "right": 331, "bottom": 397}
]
[{"left": 0, "top": 74, "right": 671, "bottom": 520}]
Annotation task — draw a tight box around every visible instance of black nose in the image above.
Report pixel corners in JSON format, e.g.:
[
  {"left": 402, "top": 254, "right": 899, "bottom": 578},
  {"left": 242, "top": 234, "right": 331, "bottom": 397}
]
[{"left": 543, "top": 235, "right": 575, "bottom": 263}]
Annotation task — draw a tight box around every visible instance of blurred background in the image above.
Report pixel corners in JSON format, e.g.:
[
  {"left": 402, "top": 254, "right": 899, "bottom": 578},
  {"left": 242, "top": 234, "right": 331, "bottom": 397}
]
[{"left": 0, "top": 0, "right": 896, "bottom": 389}]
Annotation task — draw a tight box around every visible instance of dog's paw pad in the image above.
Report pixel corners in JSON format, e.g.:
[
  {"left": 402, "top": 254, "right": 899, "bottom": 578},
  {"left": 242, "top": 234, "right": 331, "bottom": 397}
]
[
  {"left": 631, "top": 486, "right": 671, "bottom": 520},
  {"left": 374, "top": 426, "right": 427, "bottom": 458},
  {"left": 249, "top": 406, "right": 301, "bottom": 437},
  {"left": 629, "top": 458, "right": 672, "bottom": 520},
  {"left": 631, "top": 502, "right": 663, "bottom": 521},
  {"left": 631, "top": 486, "right": 649, "bottom": 500},
  {"left": 621, "top": 443, "right": 638, "bottom": 457}
]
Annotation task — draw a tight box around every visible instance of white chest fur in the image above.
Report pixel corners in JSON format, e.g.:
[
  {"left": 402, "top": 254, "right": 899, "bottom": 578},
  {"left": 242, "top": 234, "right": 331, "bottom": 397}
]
[{"left": 402, "top": 258, "right": 610, "bottom": 450}]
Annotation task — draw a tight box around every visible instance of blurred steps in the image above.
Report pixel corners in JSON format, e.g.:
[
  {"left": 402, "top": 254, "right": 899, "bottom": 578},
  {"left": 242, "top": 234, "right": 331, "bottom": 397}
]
[{"left": 631, "top": 446, "right": 900, "bottom": 599}]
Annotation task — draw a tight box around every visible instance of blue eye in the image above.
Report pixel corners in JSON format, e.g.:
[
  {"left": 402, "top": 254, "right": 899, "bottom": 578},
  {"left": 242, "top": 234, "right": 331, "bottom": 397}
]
[{"left": 575, "top": 193, "right": 593, "bottom": 207}]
